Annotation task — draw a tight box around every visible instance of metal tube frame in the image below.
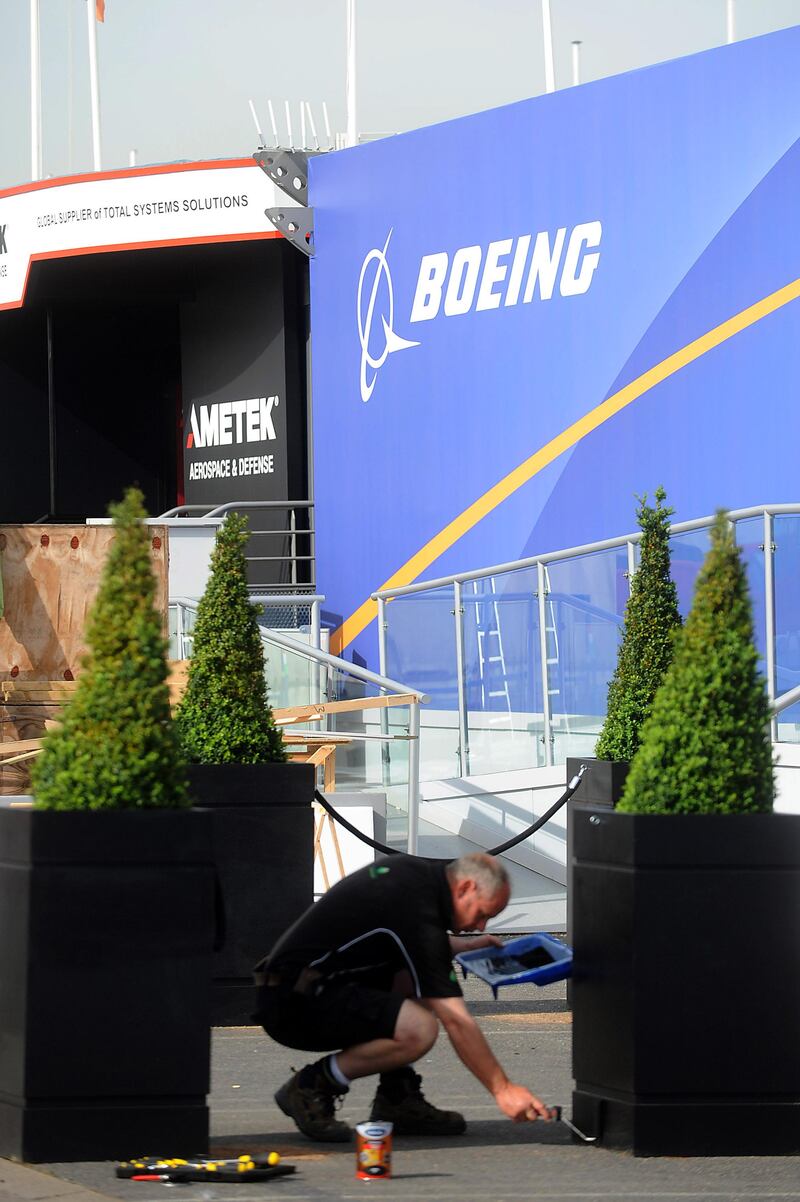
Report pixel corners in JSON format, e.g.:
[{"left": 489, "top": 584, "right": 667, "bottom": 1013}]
[
  {"left": 453, "top": 581, "right": 470, "bottom": 777},
  {"left": 377, "top": 597, "right": 391, "bottom": 788},
  {"left": 764, "top": 511, "right": 778, "bottom": 741},
  {"left": 537, "top": 561, "right": 553, "bottom": 767},
  {"left": 407, "top": 700, "right": 420, "bottom": 855},
  {"left": 171, "top": 598, "right": 428, "bottom": 701}
]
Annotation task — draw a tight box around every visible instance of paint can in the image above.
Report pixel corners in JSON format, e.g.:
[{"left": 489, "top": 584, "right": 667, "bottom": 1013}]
[{"left": 355, "top": 1120, "right": 393, "bottom": 1179}]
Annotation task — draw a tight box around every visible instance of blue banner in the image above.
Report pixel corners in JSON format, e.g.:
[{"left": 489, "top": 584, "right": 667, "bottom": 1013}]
[{"left": 310, "top": 27, "right": 800, "bottom": 664}]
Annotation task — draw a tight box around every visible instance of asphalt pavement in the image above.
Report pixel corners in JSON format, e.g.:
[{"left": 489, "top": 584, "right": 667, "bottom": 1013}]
[{"left": 2, "top": 979, "right": 799, "bottom": 1202}]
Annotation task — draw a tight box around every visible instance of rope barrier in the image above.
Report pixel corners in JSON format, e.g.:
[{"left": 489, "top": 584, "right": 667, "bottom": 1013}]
[{"left": 313, "top": 763, "right": 588, "bottom": 861}]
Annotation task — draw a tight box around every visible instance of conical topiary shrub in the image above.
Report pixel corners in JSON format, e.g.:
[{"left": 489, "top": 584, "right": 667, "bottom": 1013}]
[
  {"left": 594, "top": 487, "right": 682, "bottom": 763},
  {"left": 618, "top": 510, "right": 774, "bottom": 814},
  {"left": 31, "top": 487, "right": 188, "bottom": 810},
  {"left": 176, "top": 513, "right": 285, "bottom": 764}
]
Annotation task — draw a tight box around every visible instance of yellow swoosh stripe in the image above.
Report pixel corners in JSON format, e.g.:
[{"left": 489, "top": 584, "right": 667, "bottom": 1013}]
[{"left": 330, "top": 275, "right": 800, "bottom": 656}]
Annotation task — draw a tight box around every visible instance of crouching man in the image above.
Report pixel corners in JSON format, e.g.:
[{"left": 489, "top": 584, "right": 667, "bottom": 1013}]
[{"left": 253, "top": 852, "right": 552, "bottom": 1142}]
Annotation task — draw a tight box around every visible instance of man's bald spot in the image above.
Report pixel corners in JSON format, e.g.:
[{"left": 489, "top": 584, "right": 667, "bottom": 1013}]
[{"left": 447, "top": 853, "right": 510, "bottom": 904}]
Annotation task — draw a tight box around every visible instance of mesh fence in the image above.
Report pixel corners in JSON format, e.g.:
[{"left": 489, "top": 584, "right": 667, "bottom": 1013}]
[{"left": 256, "top": 600, "right": 314, "bottom": 631}]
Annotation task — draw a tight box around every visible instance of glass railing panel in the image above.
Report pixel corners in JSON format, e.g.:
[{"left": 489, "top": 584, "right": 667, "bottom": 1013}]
[
  {"left": 543, "top": 548, "right": 628, "bottom": 763},
  {"left": 734, "top": 517, "right": 767, "bottom": 670},
  {"left": 168, "top": 602, "right": 198, "bottom": 660},
  {"left": 773, "top": 515, "right": 800, "bottom": 742},
  {"left": 384, "top": 588, "right": 459, "bottom": 781},
  {"left": 461, "top": 568, "right": 544, "bottom": 775},
  {"left": 262, "top": 631, "right": 321, "bottom": 711},
  {"left": 668, "top": 528, "right": 710, "bottom": 618},
  {"left": 312, "top": 667, "right": 411, "bottom": 847}
]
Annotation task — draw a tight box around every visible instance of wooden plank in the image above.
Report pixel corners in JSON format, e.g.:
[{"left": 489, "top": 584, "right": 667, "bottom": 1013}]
[
  {"left": 272, "top": 693, "right": 419, "bottom": 724},
  {"left": 1, "top": 682, "right": 78, "bottom": 704},
  {"left": 0, "top": 704, "right": 61, "bottom": 795},
  {"left": 0, "top": 738, "right": 44, "bottom": 756},
  {"left": 0, "top": 748, "right": 42, "bottom": 767}
]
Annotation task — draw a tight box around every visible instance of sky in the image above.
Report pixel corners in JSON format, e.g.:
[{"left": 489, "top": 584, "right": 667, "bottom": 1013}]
[{"left": 3, "top": 0, "right": 800, "bottom": 191}]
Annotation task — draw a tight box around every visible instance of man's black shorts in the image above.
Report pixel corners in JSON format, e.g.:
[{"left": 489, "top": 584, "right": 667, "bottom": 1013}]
[{"left": 256, "top": 979, "right": 405, "bottom": 1052}]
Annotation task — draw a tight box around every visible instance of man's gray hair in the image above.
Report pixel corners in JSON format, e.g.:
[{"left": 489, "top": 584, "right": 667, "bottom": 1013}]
[{"left": 447, "top": 853, "right": 509, "bottom": 899}]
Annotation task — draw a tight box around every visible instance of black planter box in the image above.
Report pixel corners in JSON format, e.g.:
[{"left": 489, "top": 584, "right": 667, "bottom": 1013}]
[
  {"left": 188, "top": 762, "right": 314, "bottom": 1025},
  {"left": 571, "top": 806, "right": 800, "bottom": 1155},
  {"left": 0, "top": 808, "right": 215, "bottom": 1163}
]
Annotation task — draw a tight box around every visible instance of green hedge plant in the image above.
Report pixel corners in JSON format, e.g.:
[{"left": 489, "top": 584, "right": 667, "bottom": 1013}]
[
  {"left": 594, "top": 487, "right": 682, "bottom": 762},
  {"left": 31, "top": 488, "right": 188, "bottom": 810},
  {"left": 619, "top": 510, "right": 774, "bottom": 814},
  {"left": 176, "top": 513, "right": 285, "bottom": 764}
]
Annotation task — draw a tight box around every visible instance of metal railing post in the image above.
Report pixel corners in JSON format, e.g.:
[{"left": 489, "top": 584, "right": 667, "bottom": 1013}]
[
  {"left": 290, "top": 507, "right": 297, "bottom": 588},
  {"left": 627, "top": 540, "right": 636, "bottom": 589},
  {"left": 537, "top": 560, "right": 554, "bottom": 767},
  {"left": 407, "top": 700, "right": 420, "bottom": 855},
  {"left": 311, "top": 599, "right": 322, "bottom": 704},
  {"left": 377, "top": 597, "right": 391, "bottom": 788},
  {"left": 453, "top": 581, "right": 470, "bottom": 777},
  {"left": 311, "top": 599, "right": 321, "bottom": 651},
  {"left": 764, "top": 510, "right": 778, "bottom": 741},
  {"left": 176, "top": 602, "right": 186, "bottom": 660}
]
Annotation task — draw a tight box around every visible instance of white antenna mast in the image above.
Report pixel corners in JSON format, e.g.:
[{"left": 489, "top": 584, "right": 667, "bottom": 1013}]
[
  {"left": 305, "top": 102, "right": 320, "bottom": 150},
  {"left": 284, "top": 99, "right": 293, "bottom": 149},
  {"left": 267, "top": 99, "right": 279, "bottom": 147},
  {"left": 248, "top": 98, "right": 266, "bottom": 148},
  {"left": 300, "top": 100, "right": 307, "bottom": 149},
  {"left": 322, "top": 100, "right": 332, "bottom": 149},
  {"left": 571, "top": 40, "right": 582, "bottom": 86}
]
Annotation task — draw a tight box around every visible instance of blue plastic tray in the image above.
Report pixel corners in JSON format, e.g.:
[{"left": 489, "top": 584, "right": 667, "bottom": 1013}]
[{"left": 456, "top": 933, "right": 573, "bottom": 997}]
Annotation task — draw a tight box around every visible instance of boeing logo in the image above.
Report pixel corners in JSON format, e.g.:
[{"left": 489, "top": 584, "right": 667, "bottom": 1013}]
[
  {"left": 356, "top": 221, "right": 602, "bottom": 400},
  {"left": 357, "top": 229, "right": 419, "bottom": 402}
]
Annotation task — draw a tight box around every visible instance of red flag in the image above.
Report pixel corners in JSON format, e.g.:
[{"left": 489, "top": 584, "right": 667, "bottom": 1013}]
[{"left": 96, "top": 0, "right": 105, "bottom": 21}]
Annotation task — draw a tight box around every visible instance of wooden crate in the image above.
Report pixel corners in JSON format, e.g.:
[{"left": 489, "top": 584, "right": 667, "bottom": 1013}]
[
  {"left": 0, "top": 524, "right": 168, "bottom": 682},
  {"left": 0, "top": 524, "right": 169, "bottom": 795}
]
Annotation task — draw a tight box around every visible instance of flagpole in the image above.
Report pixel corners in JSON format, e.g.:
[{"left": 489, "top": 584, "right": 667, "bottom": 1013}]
[
  {"left": 30, "top": 0, "right": 41, "bottom": 180},
  {"left": 87, "top": 0, "right": 102, "bottom": 171},
  {"left": 541, "top": 0, "right": 555, "bottom": 93},
  {"left": 726, "top": 0, "right": 736, "bottom": 43},
  {"left": 345, "top": 0, "right": 357, "bottom": 147}
]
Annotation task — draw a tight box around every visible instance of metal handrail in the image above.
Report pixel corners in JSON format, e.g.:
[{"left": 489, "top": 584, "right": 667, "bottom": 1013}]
[
  {"left": 158, "top": 500, "right": 314, "bottom": 518},
  {"left": 772, "top": 684, "right": 800, "bottom": 716},
  {"left": 372, "top": 503, "right": 800, "bottom": 772},
  {"left": 371, "top": 502, "right": 800, "bottom": 600},
  {"left": 158, "top": 500, "right": 315, "bottom": 592},
  {"left": 170, "top": 599, "right": 425, "bottom": 852}
]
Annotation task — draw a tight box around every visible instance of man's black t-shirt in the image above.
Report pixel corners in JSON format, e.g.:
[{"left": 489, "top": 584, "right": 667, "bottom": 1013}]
[{"left": 264, "top": 855, "right": 462, "bottom": 1000}]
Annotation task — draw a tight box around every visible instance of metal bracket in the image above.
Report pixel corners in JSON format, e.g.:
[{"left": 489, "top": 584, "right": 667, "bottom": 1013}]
[
  {"left": 254, "top": 148, "right": 315, "bottom": 205},
  {"left": 265, "top": 207, "right": 314, "bottom": 258}
]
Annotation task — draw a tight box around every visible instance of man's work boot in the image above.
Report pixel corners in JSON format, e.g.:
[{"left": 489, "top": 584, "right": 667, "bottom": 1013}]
[
  {"left": 369, "top": 1067, "right": 467, "bottom": 1136},
  {"left": 274, "top": 1062, "right": 352, "bottom": 1143}
]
